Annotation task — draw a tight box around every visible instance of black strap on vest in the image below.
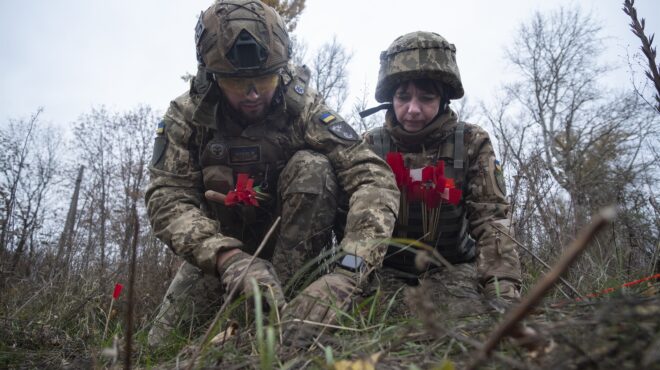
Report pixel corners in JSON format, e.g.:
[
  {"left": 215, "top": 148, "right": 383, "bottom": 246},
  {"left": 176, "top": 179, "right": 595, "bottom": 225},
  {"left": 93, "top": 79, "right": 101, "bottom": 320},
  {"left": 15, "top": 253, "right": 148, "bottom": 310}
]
[{"left": 453, "top": 122, "right": 465, "bottom": 179}]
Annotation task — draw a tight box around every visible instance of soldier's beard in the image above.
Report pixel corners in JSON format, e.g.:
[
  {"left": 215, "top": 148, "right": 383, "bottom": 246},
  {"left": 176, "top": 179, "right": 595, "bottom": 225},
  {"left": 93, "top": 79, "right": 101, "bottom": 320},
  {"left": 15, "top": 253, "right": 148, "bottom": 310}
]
[
  {"left": 237, "top": 103, "right": 268, "bottom": 122},
  {"left": 220, "top": 86, "right": 277, "bottom": 125},
  {"left": 221, "top": 98, "right": 271, "bottom": 126}
]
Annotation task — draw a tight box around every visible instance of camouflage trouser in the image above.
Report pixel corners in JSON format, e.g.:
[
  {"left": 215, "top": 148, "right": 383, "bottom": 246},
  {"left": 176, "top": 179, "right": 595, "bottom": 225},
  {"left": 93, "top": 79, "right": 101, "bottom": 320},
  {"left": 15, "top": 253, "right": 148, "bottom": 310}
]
[
  {"left": 372, "top": 262, "right": 488, "bottom": 320},
  {"left": 148, "top": 261, "right": 224, "bottom": 348},
  {"left": 271, "top": 150, "right": 339, "bottom": 289},
  {"left": 148, "top": 150, "right": 339, "bottom": 348}
]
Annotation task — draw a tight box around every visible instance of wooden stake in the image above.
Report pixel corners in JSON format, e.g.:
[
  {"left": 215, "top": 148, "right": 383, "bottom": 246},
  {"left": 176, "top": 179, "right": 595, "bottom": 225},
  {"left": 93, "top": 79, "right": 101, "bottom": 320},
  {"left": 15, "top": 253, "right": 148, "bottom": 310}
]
[
  {"left": 103, "top": 298, "right": 115, "bottom": 340},
  {"left": 468, "top": 206, "right": 616, "bottom": 369}
]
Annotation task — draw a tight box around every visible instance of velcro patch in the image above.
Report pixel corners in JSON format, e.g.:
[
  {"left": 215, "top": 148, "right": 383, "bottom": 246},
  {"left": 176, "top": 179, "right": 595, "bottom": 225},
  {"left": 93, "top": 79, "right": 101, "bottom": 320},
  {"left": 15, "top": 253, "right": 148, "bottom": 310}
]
[
  {"left": 319, "top": 112, "right": 336, "bottom": 124},
  {"left": 209, "top": 142, "right": 227, "bottom": 159},
  {"left": 229, "top": 146, "right": 261, "bottom": 164},
  {"left": 150, "top": 136, "right": 167, "bottom": 168},
  {"left": 328, "top": 121, "right": 360, "bottom": 141}
]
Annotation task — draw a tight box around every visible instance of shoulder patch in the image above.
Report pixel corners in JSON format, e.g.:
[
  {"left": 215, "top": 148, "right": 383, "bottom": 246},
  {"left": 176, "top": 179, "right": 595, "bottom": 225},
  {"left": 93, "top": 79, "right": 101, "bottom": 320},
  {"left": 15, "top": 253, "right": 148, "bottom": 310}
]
[
  {"left": 150, "top": 136, "right": 168, "bottom": 168},
  {"left": 156, "top": 121, "right": 166, "bottom": 135},
  {"left": 319, "top": 112, "right": 337, "bottom": 124},
  {"left": 493, "top": 159, "right": 507, "bottom": 196},
  {"left": 283, "top": 65, "right": 312, "bottom": 115},
  {"left": 328, "top": 121, "right": 360, "bottom": 141}
]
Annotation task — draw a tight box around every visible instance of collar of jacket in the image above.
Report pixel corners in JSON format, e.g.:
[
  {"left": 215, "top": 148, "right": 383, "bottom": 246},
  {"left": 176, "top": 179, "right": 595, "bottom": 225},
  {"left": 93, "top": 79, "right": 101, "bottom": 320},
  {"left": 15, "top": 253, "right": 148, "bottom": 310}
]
[
  {"left": 191, "top": 78, "right": 221, "bottom": 130},
  {"left": 385, "top": 109, "right": 457, "bottom": 151}
]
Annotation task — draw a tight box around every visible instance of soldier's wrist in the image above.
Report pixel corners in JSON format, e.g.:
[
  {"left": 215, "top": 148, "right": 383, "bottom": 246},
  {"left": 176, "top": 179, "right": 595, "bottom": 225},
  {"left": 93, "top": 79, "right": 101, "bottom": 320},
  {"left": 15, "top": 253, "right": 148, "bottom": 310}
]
[
  {"left": 334, "top": 254, "right": 371, "bottom": 286},
  {"left": 216, "top": 249, "right": 246, "bottom": 276}
]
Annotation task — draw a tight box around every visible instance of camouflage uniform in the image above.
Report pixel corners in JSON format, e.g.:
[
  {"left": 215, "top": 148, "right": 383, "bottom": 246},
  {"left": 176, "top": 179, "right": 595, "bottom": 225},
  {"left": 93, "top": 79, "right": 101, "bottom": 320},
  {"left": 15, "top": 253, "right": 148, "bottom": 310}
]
[
  {"left": 146, "top": 1, "right": 398, "bottom": 347},
  {"left": 363, "top": 31, "right": 521, "bottom": 317}
]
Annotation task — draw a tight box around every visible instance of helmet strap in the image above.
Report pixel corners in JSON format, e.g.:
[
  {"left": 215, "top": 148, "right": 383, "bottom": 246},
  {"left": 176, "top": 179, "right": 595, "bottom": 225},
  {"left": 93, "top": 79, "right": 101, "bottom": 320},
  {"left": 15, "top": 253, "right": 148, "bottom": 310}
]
[{"left": 359, "top": 103, "right": 392, "bottom": 118}]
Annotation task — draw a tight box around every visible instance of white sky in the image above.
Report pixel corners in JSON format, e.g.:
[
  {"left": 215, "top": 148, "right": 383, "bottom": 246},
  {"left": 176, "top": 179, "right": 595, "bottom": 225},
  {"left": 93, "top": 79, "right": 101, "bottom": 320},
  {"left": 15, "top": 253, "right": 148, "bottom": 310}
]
[{"left": 1, "top": 0, "right": 658, "bottom": 128}]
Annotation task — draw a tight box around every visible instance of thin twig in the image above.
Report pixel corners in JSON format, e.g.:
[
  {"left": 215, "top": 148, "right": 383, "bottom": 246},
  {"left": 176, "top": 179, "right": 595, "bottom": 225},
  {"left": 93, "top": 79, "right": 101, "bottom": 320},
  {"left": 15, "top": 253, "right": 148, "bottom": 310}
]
[
  {"left": 493, "top": 225, "right": 580, "bottom": 298},
  {"left": 184, "top": 216, "right": 281, "bottom": 370},
  {"left": 124, "top": 202, "right": 139, "bottom": 370},
  {"left": 623, "top": 0, "right": 660, "bottom": 113},
  {"left": 10, "top": 279, "right": 52, "bottom": 319},
  {"left": 279, "top": 318, "right": 382, "bottom": 332},
  {"left": 468, "top": 206, "right": 616, "bottom": 369}
]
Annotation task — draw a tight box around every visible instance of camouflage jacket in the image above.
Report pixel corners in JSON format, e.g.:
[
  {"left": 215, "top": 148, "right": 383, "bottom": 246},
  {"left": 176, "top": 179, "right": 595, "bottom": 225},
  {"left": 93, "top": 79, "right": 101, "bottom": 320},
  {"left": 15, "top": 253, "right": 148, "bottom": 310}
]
[
  {"left": 365, "top": 109, "right": 521, "bottom": 284},
  {"left": 145, "top": 66, "right": 399, "bottom": 276}
]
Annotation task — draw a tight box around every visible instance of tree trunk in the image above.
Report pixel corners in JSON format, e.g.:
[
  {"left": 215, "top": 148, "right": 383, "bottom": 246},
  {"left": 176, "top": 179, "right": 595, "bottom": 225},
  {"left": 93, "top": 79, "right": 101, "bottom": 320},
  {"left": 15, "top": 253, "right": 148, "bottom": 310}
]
[{"left": 54, "top": 166, "right": 84, "bottom": 275}]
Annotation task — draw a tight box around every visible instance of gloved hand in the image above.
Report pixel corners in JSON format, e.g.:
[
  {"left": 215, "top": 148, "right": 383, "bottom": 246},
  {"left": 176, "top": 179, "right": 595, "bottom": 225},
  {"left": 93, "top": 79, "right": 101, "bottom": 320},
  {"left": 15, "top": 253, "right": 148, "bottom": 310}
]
[
  {"left": 281, "top": 268, "right": 363, "bottom": 347},
  {"left": 218, "top": 250, "right": 286, "bottom": 311},
  {"left": 483, "top": 277, "right": 521, "bottom": 305}
]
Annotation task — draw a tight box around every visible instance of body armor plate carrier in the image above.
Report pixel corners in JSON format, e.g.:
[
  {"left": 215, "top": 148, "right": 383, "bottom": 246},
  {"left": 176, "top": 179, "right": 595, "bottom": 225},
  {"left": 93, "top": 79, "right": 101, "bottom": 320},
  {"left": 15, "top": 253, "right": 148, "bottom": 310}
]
[{"left": 368, "top": 123, "right": 476, "bottom": 273}]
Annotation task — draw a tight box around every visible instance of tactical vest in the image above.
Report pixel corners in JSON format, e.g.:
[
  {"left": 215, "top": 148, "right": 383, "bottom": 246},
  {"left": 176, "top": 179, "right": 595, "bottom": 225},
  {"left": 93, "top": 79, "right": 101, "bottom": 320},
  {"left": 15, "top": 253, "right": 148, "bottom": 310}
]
[
  {"left": 368, "top": 123, "right": 476, "bottom": 272},
  {"left": 192, "top": 65, "right": 312, "bottom": 254}
]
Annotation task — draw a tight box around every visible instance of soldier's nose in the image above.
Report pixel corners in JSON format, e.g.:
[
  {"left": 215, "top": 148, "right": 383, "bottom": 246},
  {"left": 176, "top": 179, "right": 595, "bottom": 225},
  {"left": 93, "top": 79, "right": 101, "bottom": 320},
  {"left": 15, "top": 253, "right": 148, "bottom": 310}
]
[
  {"left": 407, "top": 100, "right": 422, "bottom": 115},
  {"left": 245, "top": 87, "right": 260, "bottom": 100}
]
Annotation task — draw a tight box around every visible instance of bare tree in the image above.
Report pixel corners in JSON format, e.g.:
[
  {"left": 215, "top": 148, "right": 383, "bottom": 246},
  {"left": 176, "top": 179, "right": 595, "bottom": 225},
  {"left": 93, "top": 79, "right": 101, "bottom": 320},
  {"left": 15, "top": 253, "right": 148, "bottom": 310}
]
[
  {"left": 350, "top": 81, "right": 382, "bottom": 134},
  {"left": 0, "top": 109, "right": 61, "bottom": 275},
  {"left": 73, "top": 108, "right": 115, "bottom": 276},
  {"left": 290, "top": 35, "right": 308, "bottom": 66},
  {"left": 110, "top": 106, "right": 157, "bottom": 260},
  {"left": 484, "top": 7, "right": 659, "bottom": 285},
  {"left": 309, "top": 36, "right": 353, "bottom": 114},
  {"left": 504, "top": 8, "right": 656, "bottom": 227},
  {"left": 0, "top": 110, "right": 41, "bottom": 256}
]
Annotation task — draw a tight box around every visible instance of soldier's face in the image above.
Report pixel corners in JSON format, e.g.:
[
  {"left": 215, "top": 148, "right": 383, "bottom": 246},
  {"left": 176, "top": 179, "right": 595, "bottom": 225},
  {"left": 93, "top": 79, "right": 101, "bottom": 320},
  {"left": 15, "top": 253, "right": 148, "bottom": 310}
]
[
  {"left": 393, "top": 82, "right": 441, "bottom": 132},
  {"left": 217, "top": 74, "right": 279, "bottom": 121}
]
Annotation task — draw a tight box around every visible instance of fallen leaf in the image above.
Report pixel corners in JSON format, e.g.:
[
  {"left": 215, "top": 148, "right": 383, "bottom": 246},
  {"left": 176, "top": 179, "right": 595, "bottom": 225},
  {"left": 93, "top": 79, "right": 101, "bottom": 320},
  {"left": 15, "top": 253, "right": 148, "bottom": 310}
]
[
  {"left": 210, "top": 320, "right": 239, "bottom": 345},
  {"left": 430, "top": 360, "right": 455, "bottom": 370},
  {"left": 334, "top": 352, "right": 381, "bottom": 370}
]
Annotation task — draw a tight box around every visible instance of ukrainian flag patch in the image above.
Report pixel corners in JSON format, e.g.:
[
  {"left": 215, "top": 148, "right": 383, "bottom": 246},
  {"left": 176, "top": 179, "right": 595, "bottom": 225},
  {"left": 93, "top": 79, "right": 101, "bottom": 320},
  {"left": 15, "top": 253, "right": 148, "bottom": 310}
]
[
  {"left": 319, "top": 112, "right": 336, "bottom": 124},
  {"left": 156, "top": 121, "right": 165, "bottom": 135}
]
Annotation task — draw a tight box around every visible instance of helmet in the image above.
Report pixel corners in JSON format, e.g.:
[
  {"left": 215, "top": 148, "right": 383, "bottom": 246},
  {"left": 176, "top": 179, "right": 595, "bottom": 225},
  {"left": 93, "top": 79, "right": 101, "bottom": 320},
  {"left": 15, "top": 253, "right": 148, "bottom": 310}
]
[
  {"left": 195, "top": 0, "right": 291, "bottom": 77},
  {"left": 375, "top": 31, "right": 464, "bottom": 103}
]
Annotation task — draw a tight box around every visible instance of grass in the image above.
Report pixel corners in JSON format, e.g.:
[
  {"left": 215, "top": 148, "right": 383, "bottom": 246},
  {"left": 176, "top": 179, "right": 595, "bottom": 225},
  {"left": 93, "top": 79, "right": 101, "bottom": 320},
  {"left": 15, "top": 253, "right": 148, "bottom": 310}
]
[{"left": 1, "top": 245, "right": 658, "bottom": 369}]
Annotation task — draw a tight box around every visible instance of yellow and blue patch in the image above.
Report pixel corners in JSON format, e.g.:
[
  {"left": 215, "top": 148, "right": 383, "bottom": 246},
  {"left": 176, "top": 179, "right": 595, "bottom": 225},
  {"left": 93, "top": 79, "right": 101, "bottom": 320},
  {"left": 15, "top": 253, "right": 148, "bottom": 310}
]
[
  {"left": 494, "top": 159, "right": 502, "bottom": 173},
  {"left": 319, "top": 112, "right": 336, "bottom": 124},
  {"left": 493, "top": 159, "right": 506, "bottom": 196},
  {"left": 156, "top": 121, "right": 166, "bottom": 135}
]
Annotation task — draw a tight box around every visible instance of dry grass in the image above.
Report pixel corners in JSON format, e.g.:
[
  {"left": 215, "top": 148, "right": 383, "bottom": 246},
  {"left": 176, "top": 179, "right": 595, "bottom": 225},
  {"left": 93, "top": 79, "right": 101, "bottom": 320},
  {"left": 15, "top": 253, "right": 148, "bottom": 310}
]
[{"left": 1, "top": 245, "right": 658, "bottom": 369}]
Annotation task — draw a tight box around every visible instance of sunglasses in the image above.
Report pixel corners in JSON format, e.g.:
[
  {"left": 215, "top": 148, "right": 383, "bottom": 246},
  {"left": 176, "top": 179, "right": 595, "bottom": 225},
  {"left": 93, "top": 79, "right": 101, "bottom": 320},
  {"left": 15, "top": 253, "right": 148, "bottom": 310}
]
[{"left": 216, "top": 74, "right": 279, "bottom": 95}]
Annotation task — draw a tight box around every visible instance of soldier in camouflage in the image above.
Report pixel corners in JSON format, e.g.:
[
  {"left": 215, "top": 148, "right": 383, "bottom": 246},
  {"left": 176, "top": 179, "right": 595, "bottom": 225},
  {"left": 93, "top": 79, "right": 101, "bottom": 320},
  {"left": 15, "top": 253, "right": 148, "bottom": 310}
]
[
  {"left": 362, "top": 31, "right": 522, "bottom": 315},
  {"left": 145, "top": 0, "right": 398, "bottom": 348}
]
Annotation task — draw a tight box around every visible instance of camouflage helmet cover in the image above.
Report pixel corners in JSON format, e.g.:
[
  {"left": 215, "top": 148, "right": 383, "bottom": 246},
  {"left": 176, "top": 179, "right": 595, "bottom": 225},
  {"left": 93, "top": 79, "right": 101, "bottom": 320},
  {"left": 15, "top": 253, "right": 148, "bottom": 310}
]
[
  {"left": 375, "top": 31, "right": 464, "bottom": 102},
  {"left": 195, "top": 0, "right": 291, "bottom": 77}
]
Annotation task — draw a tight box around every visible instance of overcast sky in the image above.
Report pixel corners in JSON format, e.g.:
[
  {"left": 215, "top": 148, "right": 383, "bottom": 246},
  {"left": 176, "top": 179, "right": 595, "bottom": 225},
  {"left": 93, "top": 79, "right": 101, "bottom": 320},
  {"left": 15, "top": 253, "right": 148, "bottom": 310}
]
[{"left": 1, "top": 0, "right": 658, "bottom": 129}]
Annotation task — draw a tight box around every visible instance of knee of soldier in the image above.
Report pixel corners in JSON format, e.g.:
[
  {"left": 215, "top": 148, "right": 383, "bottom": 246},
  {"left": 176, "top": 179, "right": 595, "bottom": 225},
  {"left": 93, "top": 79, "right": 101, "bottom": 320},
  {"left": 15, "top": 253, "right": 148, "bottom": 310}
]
[{"left": 279, "top": 150, "right": 338, "bottom": 198}]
